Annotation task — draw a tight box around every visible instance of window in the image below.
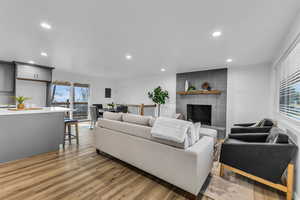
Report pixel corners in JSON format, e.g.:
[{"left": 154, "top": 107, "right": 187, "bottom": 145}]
[
  {"left": 51, "top": 81, "right": 90, "bottom": 120},
  {"left": 73, "top": 83, "right": 90, "bottom": 120},
  {"left": 51, "top": 82, "right": 71, "bottom": 107},
  {"left": 278, "top": 41, "right": 300, "bottom": 120}
]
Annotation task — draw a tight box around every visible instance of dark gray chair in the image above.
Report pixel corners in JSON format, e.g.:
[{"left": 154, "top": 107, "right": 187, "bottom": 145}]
[
  {"left": 220, "top": 128, "right": 297, "bottom": 200},
  {"left": 231, "top": 118, "right": 275, "bottom": 134}
]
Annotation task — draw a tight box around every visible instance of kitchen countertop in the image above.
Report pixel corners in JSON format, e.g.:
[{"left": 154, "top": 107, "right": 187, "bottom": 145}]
[{"left": 0, "top": 107, "right": 71, "bottom": 116}]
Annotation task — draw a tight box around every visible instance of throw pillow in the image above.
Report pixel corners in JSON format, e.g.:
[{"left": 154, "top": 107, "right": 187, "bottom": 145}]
[
  {"left": 149, "top": 117, "right": 156, "bottom": 127},
  {"left": 266, "top": 127, "right": 285, "bottom": 143},
  {"left": 274, "top": 133, "right": 289, "bottom": 144}
]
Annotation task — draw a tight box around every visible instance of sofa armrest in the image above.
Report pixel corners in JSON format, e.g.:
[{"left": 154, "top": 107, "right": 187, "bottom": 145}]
[
  {"left": 220, "top": 142, "right": 297, "bottom": 183},
  {"left": 231, "top": 127, "right": 271, "bottom": 134},
  {"left": 199, "top": 127, "right": 217, "bottom": 144},
  {"left": 228, "top": 133, "right": 268, "bottom": 142},
  {"left": 234, "top": 123, "right": 255, "bottom": 127}
]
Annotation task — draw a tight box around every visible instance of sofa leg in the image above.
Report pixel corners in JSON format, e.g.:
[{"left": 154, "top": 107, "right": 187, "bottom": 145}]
[
  {"left": 96, "top": 149, "right": 101, "bottom": 155},
  {"left": 286, "top": 164, "right": 294, "bottom": 200},
  {"left": 219, "top": 163, "right": 224, "bottom": 177}
]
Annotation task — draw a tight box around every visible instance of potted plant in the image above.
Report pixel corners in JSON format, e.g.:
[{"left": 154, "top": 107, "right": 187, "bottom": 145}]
[
  {"left": 107, "top": 102, "right": 115, "bottom": 110},
  {"left": 148, "top": 86, "right": 169, "bottom": 117},
  {"left": 188, "top": 85, "right": 196, "bottom": 91},
  {"left": 13, "top": 96, "right": 31, "bottom": 110}
]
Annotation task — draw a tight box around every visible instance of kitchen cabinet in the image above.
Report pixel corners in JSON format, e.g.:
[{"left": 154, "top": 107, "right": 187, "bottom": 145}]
[
  {"left": 15, "top": 62, "right": 53, "bottom": 82},
  {"left": 0, "top": 62, "right": 14, "bottom": 92}
]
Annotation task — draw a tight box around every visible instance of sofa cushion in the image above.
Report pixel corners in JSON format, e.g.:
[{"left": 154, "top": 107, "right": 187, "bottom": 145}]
[
  {"left": 98, "top": 118, "right": 187, "bottom": 149},
  {"left": 103, "top": 112, "right": 123, "bottom": 121},
  {"left": 98, "top": 118, "right": 151, "bottom": 139},
  {"left": 122, "top": 113, "right": 151, "bottom": 126},
  {"left": 149, "top": 117, "right": 156, "bottom": 127}
]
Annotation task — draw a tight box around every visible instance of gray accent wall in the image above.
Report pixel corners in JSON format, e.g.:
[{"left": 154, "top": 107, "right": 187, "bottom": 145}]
[{"left": 176, "top": 68, "right": 227, "bottom": 127}]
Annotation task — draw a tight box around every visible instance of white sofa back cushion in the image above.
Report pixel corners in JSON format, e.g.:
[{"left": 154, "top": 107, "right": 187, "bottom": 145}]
[
  {"left": 149, "top": 117, "right": 156, "bottom": 127},
  {"left": 122, "top": 113, "right": 151, "bottom": 126},
  {"left": 103, "top": 112, "right": 123, "bottom": 121}
]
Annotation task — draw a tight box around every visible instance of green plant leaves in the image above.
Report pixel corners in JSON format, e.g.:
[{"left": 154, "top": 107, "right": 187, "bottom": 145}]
[
  {"left": 13, "top": 96, "right": 31, "bottom": 104},
  {"left": 148, "top": 86, "right": 169, "bottom": 105}
]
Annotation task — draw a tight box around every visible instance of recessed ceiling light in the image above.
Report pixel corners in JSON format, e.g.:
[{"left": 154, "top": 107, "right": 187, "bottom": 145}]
[
  {"left": 212, "top": 31, "right": 222, "bottom": 37},
  {"left": 40, "top": 22, "right": 52, "bottom": 30},
  {"left": 226, "top": 58, "right": 233, "bottom": 63},
  {"left": 41, "top": 52, "right": 48, "bottom": 57},
  {"left": 161, "top": 68, "right": 166, "bottom": 72},
  {"left": 28, "top": 61, "right": 35, "bottom": 64},
  {"left": 125, "top": 54, "right": 132, "bottom": 60}
]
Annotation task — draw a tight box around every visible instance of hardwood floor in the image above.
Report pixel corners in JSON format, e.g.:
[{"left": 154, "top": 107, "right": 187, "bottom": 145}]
[{"left": 0, "top": 123, "right": 284, "bottom": 200}]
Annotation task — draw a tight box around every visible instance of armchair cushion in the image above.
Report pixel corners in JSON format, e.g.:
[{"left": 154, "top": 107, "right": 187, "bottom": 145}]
[
  {"left": 231, "top": 119, "right": 275, "bottom": 134},
  {"left": 233, "top": 123, "right": 256, "bottom": 127},
  {"left": 231, "top": 127, "right": 272, "bottom": 134},
  {"left": 229, "top": 133, "right": 268, "bottom": 143}
]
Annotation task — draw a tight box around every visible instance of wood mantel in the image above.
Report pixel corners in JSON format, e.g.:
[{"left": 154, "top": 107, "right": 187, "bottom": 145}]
[{"left": 176, "top": 90, "right": 221, "bottom": 95}]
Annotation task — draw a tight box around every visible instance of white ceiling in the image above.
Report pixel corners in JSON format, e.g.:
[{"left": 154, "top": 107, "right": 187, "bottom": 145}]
[{"left": 0, "top": 0, "right": 299, "bottom": 78}]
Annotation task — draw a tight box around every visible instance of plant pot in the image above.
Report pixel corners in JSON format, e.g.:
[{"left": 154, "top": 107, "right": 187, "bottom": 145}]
[{"left": 17, "top": 103, "right": 25, "bottom": 110}]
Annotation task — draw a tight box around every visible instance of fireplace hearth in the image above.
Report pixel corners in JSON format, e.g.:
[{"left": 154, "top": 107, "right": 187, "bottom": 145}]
[{"left": 187, "top": 104, "right": 212, "bottom": 125}]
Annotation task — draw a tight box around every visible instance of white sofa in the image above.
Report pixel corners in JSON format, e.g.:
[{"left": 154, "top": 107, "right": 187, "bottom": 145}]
[{"left": 94, "top": 112, "right": 215, "bottom": 197}]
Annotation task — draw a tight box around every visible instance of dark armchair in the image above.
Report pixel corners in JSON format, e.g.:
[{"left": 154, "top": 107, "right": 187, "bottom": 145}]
[
  {"left": 220, "top": 128, "right": 297, "bottom": 200},
  {"left": 231, "top": 118, "right": 275, "bottom": 134}
]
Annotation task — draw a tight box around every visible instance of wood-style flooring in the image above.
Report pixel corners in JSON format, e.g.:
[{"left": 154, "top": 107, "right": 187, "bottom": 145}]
[{"left": 0, "top": 123, "right": 285, "bottom": 200}]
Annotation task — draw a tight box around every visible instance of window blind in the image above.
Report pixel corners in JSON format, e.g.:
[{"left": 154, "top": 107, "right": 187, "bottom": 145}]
[{"left": 278, "top": 41, "right": 300, "bottom": 120}]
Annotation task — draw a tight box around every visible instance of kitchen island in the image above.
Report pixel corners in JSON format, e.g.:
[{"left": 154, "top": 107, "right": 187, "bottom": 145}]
[{"left": 0, "top": 107, "right": 70, "bottom": 163}]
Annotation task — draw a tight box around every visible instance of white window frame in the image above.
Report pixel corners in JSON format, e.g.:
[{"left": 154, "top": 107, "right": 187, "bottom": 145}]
[{"left": 274, "top": 33, "right": 300, "bottom": 125}]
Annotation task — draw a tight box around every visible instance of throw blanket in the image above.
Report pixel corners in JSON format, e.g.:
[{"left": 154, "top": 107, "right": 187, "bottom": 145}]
[{"left": 151, "top": 117, "right": 199, "bottom": 146}]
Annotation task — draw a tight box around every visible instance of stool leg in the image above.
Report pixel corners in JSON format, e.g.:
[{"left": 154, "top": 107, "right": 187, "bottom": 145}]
[
  {"left": 68, "top": 124, "right": 72, "bottom": 145},
  {"left": 63, "top": 124, "right": 66, "bottom": 149},
  {"left": 75, "top": 123, "right": 79, "bottom": 145},
  {"left": 90, "top": 120, "right": 93, "bottom": 129}
]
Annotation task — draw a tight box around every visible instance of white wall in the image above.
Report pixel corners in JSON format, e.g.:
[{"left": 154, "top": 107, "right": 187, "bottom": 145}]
[
  {"left": 270, "top": 13, "right": 300, "bottom": 200},
  {"left": 114, "top": 66, "right": 271, "bottom": 130},
  {"left": 226, "top": 63, "right": 272, "bottom": 133},
  {"left": 114, "top": 74, "right": 176, "bottom": 117},
  {"left": 52, "top": 69, "right": 116, "bottom": 105}
]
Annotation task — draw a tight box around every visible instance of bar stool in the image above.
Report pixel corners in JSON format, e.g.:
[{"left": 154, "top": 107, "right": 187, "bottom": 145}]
[{"left": 64, "top": 119, "right": 79, "bottom": 148}]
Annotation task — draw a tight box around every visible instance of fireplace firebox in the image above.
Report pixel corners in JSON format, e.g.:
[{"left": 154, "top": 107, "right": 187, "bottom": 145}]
[{"left": 187, "top": 104, "right": 212, "bottom": 125}]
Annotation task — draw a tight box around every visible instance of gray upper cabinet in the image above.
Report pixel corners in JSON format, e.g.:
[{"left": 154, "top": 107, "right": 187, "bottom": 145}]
[
  {"left": 16, "top": 63, "right": 52, "bottom": 82},
  {"left": 0, "top": 62, "right": 14, "bottom": 92}
]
